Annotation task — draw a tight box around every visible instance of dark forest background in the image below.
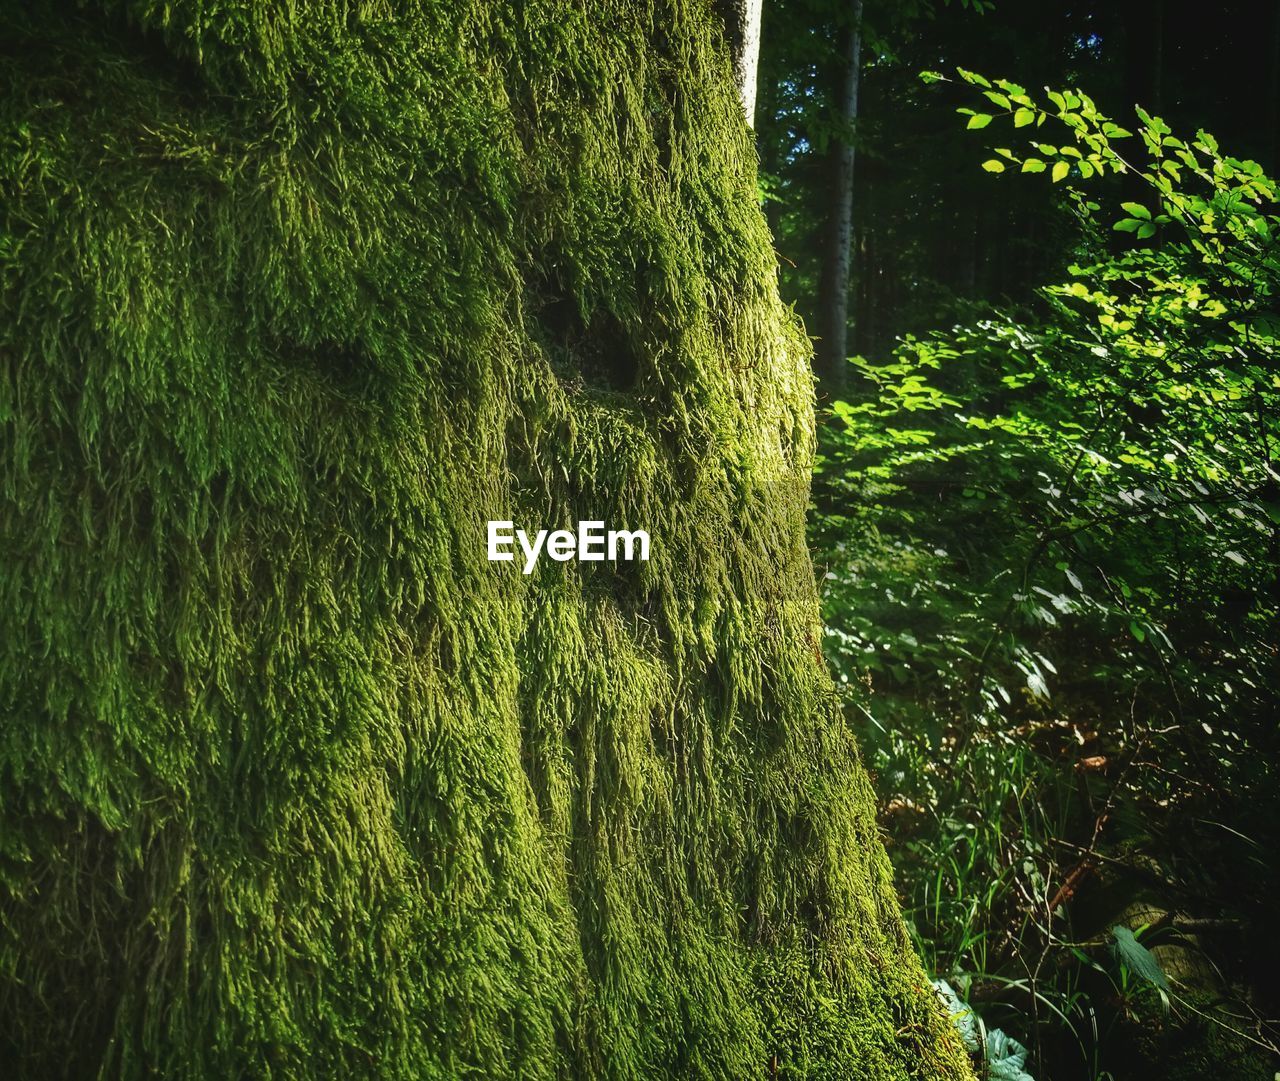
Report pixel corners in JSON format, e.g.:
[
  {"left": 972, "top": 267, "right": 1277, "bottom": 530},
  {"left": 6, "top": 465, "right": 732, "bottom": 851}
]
[{"left": 758, "top": 1, "right": 1280, "bottom": 1078}]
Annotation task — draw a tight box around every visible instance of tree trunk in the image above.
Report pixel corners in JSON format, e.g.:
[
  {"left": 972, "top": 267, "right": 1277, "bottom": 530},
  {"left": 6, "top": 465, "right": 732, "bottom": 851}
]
[
  {"left": 1122, "top": 0, "right": 1164, "bottom": 113},
  {"left": 1269, "top": 2, "right": 1280, "bottom": 175},
  {"left": 0, "top": 2, "right": 972, "bottom": 1078},
  {"left": 815, "top": 0, "right": 864, "bottom": 397},
  {"left": 720, "top": 0, "right": 764, "bottom": 125},
  {"left": 1120, "top": 0, "right": 1165, "bottom": 239}
]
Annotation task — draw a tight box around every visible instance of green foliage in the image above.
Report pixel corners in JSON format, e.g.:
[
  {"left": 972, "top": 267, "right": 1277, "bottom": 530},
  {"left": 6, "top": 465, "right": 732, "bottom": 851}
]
[
  {"left": 1109, "top": 927, "right": 1169, "bottom": 997},
  {"left": 760, "top": 3, "right": 1111, "bottom": 368},
  {"left": 813, "top": 73, "right": 1280, "bottom": 1077},
  {"left": 934, "top": 978, "right": 1036, "bottom": 1081},
  {"left": 0, "top": 3, "right": 974, "bottom": 1079}
]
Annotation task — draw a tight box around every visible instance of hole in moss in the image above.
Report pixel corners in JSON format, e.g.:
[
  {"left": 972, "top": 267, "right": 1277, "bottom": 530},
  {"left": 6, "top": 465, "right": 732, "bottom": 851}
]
[
  {"left": 528, "top": 275, "right": 639, "bottom": 394},
  {"left": 269, "top": 336, "right": 392, "bottom": 400},
  {"left": 6, "top": 1, "right": 210, "bottom": 108}
]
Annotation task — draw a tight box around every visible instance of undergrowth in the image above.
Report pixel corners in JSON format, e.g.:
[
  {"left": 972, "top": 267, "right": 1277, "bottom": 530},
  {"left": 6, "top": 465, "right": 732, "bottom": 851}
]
[{"left": 813, "top": 77, "right": 1280, "bottom": 1080}]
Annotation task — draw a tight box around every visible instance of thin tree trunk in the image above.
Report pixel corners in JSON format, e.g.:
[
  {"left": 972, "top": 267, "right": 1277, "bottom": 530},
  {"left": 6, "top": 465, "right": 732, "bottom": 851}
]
[
  {"left": 815, "top": 0, "right": 864, "bottom": 397},
  {"left": 854, "top": 168, "right": 875, "bottom": 357},
  {"left": 1123, "top": 0, "right": 1164, "bottom": 113},
  {"left": 720, "top": 0, "right": 763, "bottom": 125},
  {"left": 1120, "top": 0, "right": 1164, "bottom": 242},
  {"left": 1269, "top": 2, "right": 1280, "bottom": 175}
]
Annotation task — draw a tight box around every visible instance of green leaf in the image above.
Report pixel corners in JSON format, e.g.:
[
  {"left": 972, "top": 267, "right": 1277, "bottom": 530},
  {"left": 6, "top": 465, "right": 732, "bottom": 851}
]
[
  {"left": 1021, "top": 158, "right": 1046, "bottom": 173},
  {"left": 1113, "top": 218, "right": 1141, "bottom": 232},
  {"left": 985, "top": 1029, "right": 1035, "bottom": 1081},
  {"left": 1013, "top": 108, "right": 1035, "bottom": 128},
  {"left": 1136, "top": 222, "right": 1157, "bottom": 239},
  {"left": 1194, "top": 128, "right": 1219, "bottom": 153},
  {"left": 968, "top": 113, "right": 994, "bottom": 130},
  {"left": 1120, "top": 201, "right": 1152, "bottom": 220},
  {"left": 1110, "top": 926, "right": 1170, "bottom": 991},
  {"left": 1052, "top": 160, "right": 1070, "bottom": 183},
  {"left": 1129, "top": 620, "right": 1146, "bottom": 642},
  {"left": 982, "top": 159, "right": 1006, "bottom": 173},
  {"left": 932, "top": 980, "right": 981, "bottom": 1054}
]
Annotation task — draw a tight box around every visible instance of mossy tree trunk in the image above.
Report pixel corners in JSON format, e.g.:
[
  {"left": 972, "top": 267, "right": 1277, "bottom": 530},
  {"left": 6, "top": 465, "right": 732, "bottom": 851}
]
[{"left": 0, "top": 2, "right": 973, "bottom": 1078}]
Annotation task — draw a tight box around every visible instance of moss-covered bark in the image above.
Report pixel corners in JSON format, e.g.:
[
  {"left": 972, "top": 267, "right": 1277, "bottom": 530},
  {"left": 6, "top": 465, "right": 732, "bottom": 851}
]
[{"left": 0, "top": 2, "right": 973, "bottom": 1077}]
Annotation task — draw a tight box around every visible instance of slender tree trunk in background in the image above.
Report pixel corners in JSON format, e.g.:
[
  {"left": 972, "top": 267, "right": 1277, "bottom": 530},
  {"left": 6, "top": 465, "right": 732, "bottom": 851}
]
[
  {"left": 1121, "top": 0, "right": 1164, "bottom": 237},
  {"left": 1150, "top": 1, "right": 1164, "bottom": 112},
  {"left": 1123, "top": 0, "right": 1164, "bottom": 112},
  {"left": 853, "top": 175, "right": 873, "bottom": 357},
  {"left": 962, "top": 209, "right": 978, "bottom": 297},
  {"left": 815, "top": 0, "right": 864, "bottom": 397},
  {"left": 720, "top": 0, "right": 764, "bottom": 125},
  {"left": 1269, "top": 3, "right": 1280, "bottom": 175}
]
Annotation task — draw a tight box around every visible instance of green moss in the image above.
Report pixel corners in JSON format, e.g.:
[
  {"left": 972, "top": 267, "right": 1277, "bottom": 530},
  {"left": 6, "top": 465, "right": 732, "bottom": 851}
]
[{"left": 0, "top": 1, "right": 973, "bottom": 1077}]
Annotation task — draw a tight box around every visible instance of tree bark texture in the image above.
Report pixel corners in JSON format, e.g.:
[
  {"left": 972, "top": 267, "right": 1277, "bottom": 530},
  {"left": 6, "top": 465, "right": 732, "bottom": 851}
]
[{"left": 0, "top": 1, "right": 973, "bottom": 1077}]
